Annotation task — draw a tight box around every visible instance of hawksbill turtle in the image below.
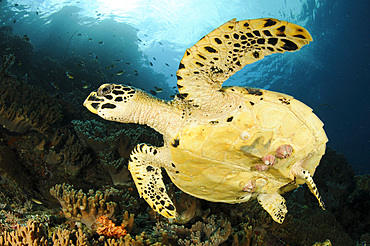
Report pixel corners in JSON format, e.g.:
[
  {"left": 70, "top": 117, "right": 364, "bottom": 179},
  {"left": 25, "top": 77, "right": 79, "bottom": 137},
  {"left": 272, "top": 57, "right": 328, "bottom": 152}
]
[{"left": 84, "top": 18, "right": 327, "bottom": 223}]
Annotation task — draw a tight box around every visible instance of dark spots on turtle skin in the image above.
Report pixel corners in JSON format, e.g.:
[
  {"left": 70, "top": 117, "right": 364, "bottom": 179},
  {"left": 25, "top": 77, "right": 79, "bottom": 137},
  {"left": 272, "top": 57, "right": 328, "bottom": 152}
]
[
  {"left": 228, "top": 25, "right": 234, "bottom": 30},
  {"left": 193, "top": 71, "right": 200, "bottom": 74},
  {"left": 235, "top": 61, "right": 241, "bottom": 66},
  {"left": 114, "top": 97, "right": 123, "bottom": 102},
  {"left": 146, "top": 166, "right": 155, "bottom": 172},
  {"left": 153, "top": 149, "right": 157, "bottom": 155},
  {"left": 263, "top": 30, "right": 272, "bottom": 36},
  {"left": 246, "top": 33, "right": 254, "bottom": 38},
  {"left": 91, "top": 103, "right": 100, "bottom": 110},
  {"left": 281, "top": 39, "right": 298, "bottom": 51},
  {"left": 159, "top": 187, "right": 165, "bottom": 192},
  {"left": 249, "top": 101, "right": 255, "bottom": 106},
  {"left": 293, "top": 34, "right": 306, "bottom": 39},
  {"left": 177, "top": 75, "right": 183, "bottom": 81},
  {"left": 210, "top": 66, "right": 223, "bottom": 74},
  {"left": 224, "top": 34, "right": 230, "bottom": 39},
  {"left": 112, "top": 90, "right": 125, "bottom": 95},
  {"left": 246, "top": 88, "right": 263, "bottom": 96},
  {"left": 204, "top": 46, "right": 217, "bottom": 53},
  {"left": 178, "top": 93, "right": 188, "bottom": 99},
  {"left": 234, "top": 43, "right": 241, "bottom": 48},
  {"left": 227, "top": 116, "right": 234, "bottom": 122},
  {"left": 268, "top": 38, "right": 278, "bottom": 46},
  {"left": 171, "top": 163, "right": 176, "bottom": 168},
  {"left": 267, "top": 47, "right": 275, "bottom": 52},
  {"left": 88, "top": 94, "right": 104, "bottom": 102},
  {"left": 178, "top": 62, "right": 185, "bottom": 69},
  {"left": 257, "top": 38, "right": 265, "bottom": 44},
  {"left": 160, "top": 200, "right": 165, "bottom": 205},
  {"left": 186, "top": 50, "right": 190, "bottom": 56},
  {"left": 166, "top": 204, "right": 175, "bottom": 211},
  {"left": 214, "top": 37, "right": 222, "bottom": 44},
  {"left": 104, "top": 95, "right": 113, "bottom": 100},
  {"left": 171, "top": 138, "right": 180, "bottom": 147},
  {"left": 243, "top": 22, "right": 249, "bottom": 27},
  {"left": 279, "top": 98, "right": 291, "bottom": 105},
  {"left": 210, "top": 120, "right": 219, "bottom": 124},
  {"left": 233, "top": 33, "right": 239, "bottom": 39},
  {"left": 277, "top": 25, "right": 286, "bottom": 32},
  {"left": 195, "top": 61, "right": 204, "bottom": 67},
  {"left": 253, "top": 51, "right": 259, "bottom": 58},
  {"left": 252, "top": 30, "right": 261, "bottom": 37},
  {"left": 264, "top": 19, "right": 277, "bottom": 27},
  {"left": 101, "top": 103, "right": 116, "bottom": 109},
  {"left": 197, "top": 54, "right": 207, "bottom": 60}
]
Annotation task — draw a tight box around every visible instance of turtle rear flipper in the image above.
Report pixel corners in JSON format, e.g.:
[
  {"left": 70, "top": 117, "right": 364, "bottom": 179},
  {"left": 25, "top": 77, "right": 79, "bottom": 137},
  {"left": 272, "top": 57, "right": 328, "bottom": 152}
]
[
  {"left": 128, "top": 144, "right": 177, "bottom": 218},
  {"left": 257, "top": 193, "right": 288, "bottom": 224},
  {"left": 176, "top": 18, "right": 312, "bottom": 109}
]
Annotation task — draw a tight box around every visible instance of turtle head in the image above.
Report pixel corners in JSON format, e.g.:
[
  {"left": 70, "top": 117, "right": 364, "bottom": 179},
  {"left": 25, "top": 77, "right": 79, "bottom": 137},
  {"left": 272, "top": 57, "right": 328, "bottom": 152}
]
[{"left": 83, "top": 83, "right": 137, "bottom": 122}]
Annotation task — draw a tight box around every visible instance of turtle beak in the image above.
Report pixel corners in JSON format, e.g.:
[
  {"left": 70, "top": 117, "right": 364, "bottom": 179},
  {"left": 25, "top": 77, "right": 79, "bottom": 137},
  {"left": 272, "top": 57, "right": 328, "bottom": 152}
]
[{"left": 83, "top": 91, "right": 102, "bottom": 114}]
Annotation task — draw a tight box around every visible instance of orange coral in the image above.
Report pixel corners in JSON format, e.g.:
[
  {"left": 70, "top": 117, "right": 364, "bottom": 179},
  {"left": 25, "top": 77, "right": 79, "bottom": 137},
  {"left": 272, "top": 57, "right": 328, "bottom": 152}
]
[{"left": 96, "top": 215, "right": 127, "bottom": 239}]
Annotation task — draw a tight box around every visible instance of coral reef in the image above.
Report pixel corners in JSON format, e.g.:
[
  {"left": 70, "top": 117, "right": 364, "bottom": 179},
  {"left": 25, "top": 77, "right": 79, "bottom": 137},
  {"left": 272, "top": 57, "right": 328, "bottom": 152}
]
[
  {"left": 154, "top": 214, "right": 232, "bottom": 245},
  {"left": 0, "top": 220, "right": 48, "bottom": 246},
  {"left": 50, "top": 183, "right": 117, "bottom": 229},
  {"left": 96, "top": 215, "right": 127, "bottom": 239},
  {"left": 0, "top": 76, "right": 63, "bottom": 133}
]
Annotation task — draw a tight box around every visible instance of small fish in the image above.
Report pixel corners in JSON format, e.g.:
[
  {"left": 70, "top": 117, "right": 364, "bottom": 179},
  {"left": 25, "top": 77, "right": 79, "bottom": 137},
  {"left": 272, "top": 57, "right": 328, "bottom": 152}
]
[
  {"left": 125, "top": 62, "right": 131, "bottom": 66},
  {"left": 51, "top": 81, "right": 60, "bottom": 90},
  {"left": 106, "top": 64, "right": 116, "bottom": 70},
  {"left": 77, "top": 33, "right": 82, "bottom": 36},
  {"left": 15, "top": 3, "right": 18, "bottom": 6},
  {"left": 150, "top": 90, "right": 157, "bottom": 96},
  {"left": 82, "top": 84, "right": 91, "bottom": 89},
  {"left": 65, "top": 71, "right": 74, "bottom": 79},
  {"left": 88, "top": 38, "right": 93, "bottom": 41},
  {"left": 133, "top": 70, "right": 139, "bottom": 76},
  {"left": 138, "top": 38, "right": 142, "bottom": 42},
  {"left": 153, "top": 57, "right": 156, "bottom": 61},
  {"left": 159, "top": 42, "right": 163, "bottom": 45},
  {"left": 165, "top": 63, "right": 170, "bottom": 66},
  {"left": 97, "top": 13, "right": 101, "bottom": 16},
  {"left": 154, "top": 86, "right": 163, "bottom": 93},
  {"left": 115, "top": 59, "right": 122, "bottom": 62},
  {"left": 149, "top": 62, "right": 153, "bottom": 66},
  {"left": 13, "top": 20, "right": 16, "bottom": 23},
  {"left": 98, "top": 41, "right": 104, "bottom": 45},
  {"left": 36, "top": 11, "right": 39, "bottom": 15},
  {"left": 116, "top": 70, "right": 125, "bottom": 76},
  {"left": 170, "top": 74, "right": 173, "bottom": 77},
  {"left": 31, "top": 198, "right": 42, "bottom": 205}
]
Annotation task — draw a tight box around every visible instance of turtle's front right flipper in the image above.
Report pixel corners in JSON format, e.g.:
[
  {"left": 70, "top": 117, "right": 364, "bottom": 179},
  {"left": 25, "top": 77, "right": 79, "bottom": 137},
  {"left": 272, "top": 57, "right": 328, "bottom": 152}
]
[{"left": 128, "top": 144, "right": 177, "bottom": 218}]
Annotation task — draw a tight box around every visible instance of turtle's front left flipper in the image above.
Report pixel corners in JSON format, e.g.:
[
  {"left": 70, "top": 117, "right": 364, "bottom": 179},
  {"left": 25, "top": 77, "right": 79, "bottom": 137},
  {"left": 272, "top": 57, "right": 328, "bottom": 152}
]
[
  {"left": 128, "top": 144, "right": 177, "bottom": 218},
  {"left": 257, "top": 192, "right": 288, "bottom": 224}
]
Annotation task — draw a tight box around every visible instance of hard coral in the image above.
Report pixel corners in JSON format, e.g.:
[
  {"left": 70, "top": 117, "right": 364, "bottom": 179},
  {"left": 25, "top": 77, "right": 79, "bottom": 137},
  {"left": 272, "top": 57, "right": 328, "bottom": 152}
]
[
  {"left": 50, "top": 183, "right": 117, "bottom": 229},
  {"left": 0, "top": 220, "right": 48, "bottom": 246}
]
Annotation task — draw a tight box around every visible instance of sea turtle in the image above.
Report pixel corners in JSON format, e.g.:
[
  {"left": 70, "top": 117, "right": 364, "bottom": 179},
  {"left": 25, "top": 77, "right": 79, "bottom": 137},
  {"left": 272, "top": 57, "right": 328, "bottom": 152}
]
[{"left": 84, "top": 18, "right": 328, "bottom": 223}]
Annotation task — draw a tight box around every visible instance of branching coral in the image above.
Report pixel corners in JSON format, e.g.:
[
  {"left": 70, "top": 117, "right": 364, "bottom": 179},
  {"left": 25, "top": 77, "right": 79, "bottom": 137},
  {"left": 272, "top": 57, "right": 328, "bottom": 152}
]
[
  {"left": 0, "top": 54, "right": 15, "bottom": 78},
  {"left": 0, "top": 220, "right": 48, "bottom": 246},
  {"left": 0, "top": 76, "right": 63, "bottom": 133},
  {"left": 50, "top": 183, "right": 118, "bottom": 229},
  {"left": 155, "top": 214, "right": 232, "bottom": 246}
]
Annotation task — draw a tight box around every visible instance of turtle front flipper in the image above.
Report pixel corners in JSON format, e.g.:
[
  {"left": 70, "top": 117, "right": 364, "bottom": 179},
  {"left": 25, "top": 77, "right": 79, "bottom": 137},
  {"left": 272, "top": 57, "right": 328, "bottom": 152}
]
[
  {"left": 128, "top": 143, "right": 177, "bottom": 218},
  {"left": 257, "top": 193, "right": 288, "bottom": 224},
  {"left": 177, "top": 18, "right": 312, "bottom": 108}
]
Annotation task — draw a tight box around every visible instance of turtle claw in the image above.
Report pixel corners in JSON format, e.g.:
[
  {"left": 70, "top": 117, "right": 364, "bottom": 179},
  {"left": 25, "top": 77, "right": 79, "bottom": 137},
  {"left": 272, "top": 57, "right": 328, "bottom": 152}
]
[{"left": 276, "top": 145, "right": 293, "bottom": 158}]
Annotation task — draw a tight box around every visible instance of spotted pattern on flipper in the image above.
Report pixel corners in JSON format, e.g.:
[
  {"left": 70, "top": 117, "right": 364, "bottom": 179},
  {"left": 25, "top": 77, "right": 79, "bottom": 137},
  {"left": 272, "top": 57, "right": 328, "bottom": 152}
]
[
  {"left": 128, "top": 143, "right": 176, "bottom": 218},
  {"left": 300, "top": 169, "right": 325, "bottom": 210},
  {"left": 176, "top": 18, "right": 312, "bottom": 107},
  {"left": 257, "top": 193, "right": 287, "bottom": 224}
]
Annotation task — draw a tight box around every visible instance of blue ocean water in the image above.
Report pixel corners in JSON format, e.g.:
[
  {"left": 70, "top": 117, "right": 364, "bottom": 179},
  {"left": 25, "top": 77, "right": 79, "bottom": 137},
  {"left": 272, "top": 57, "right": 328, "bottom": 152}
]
[{"left": 1, "top": 0, "right": 369, "bottom": 174}]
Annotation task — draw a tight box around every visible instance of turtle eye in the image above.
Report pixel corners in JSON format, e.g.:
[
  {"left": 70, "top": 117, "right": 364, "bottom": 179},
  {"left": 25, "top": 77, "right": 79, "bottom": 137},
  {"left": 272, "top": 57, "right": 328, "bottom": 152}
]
[{"left": 98, "top": 84, "right": 113, "bottom": 96}]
